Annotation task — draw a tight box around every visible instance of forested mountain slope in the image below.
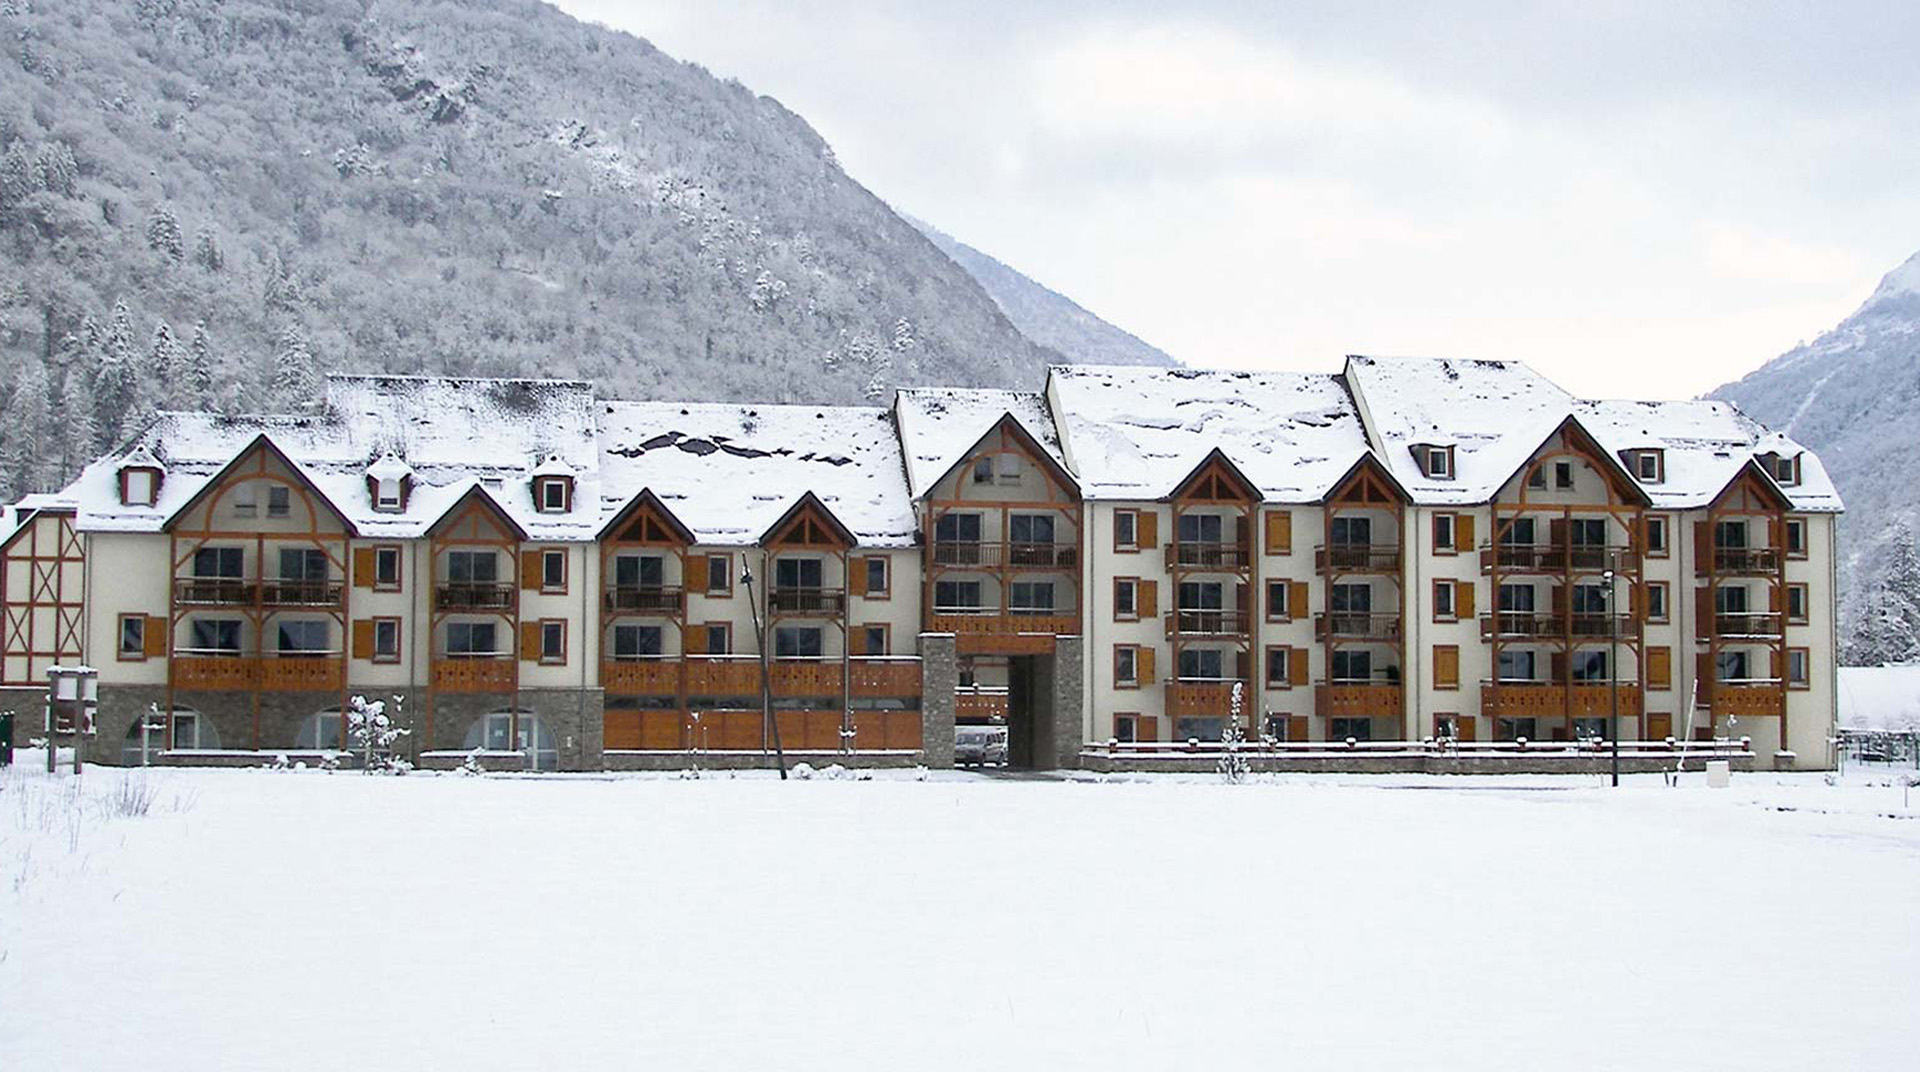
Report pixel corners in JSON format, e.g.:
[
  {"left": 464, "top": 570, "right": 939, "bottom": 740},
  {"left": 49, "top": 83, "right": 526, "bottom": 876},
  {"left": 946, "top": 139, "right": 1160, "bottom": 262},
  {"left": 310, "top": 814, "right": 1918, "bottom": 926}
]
[{"left": 0, "top": 0, "right": 1060, "bottom": 498}]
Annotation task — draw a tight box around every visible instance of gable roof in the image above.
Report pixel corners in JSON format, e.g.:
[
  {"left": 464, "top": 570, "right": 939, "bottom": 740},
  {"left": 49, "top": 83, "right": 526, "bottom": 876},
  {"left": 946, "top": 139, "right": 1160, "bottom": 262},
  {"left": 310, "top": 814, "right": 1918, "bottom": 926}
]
[
  {"left": 162, "top": 434, "right": 359, "bottom": 535},
  {"left": 893, "top": 388, "right": 1069, "bottom": 498},
  {"left": 597, "top": 488, "right": 698, "bottom": 544},
  {"left": 1574, "top": 398, "right": 1841, "bottom": 513},
  {"left": 759, "top": 490, "right": 858, "bottom": 547},
  {"left": 1047, "top": 365, "right": 1374, "bottom": 502}
]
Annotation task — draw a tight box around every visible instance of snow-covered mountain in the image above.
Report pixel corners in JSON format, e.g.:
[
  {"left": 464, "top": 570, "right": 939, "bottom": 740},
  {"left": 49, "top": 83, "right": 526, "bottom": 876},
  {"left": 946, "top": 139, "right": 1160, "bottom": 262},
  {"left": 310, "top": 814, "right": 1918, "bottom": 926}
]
[
  {"left": 1711, "top": 249, "right": 1920, "bottom": 658},
  {"left": 0, "top": 0, "right": 1088, "bottom": 499},
  {"left": 913, "top": 219, "right": 1178, "bottom": 368}
]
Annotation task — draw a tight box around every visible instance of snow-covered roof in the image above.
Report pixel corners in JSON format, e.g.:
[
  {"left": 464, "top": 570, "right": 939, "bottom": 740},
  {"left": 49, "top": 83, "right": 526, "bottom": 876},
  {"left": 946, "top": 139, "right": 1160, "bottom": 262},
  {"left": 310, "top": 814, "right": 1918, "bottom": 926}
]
[
  {"left": 893, "top": 387, "right": 1069, "bottom": 498},
  {"left": 1575, "top": 399, "right": 1842, "bottom": 513},
  {"left": 596, "top": 401, "right": 916, "bottom": 547},
  {"left": 1047, "top": 365, "right": 1374, "bottom": 502}
]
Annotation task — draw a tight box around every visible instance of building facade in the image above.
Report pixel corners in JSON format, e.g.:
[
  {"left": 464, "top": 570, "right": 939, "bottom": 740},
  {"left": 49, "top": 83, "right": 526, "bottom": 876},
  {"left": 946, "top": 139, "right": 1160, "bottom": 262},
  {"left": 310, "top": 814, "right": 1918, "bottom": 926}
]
[{"left": 0, "top": 358, "right": 1842, "bottom": 770}]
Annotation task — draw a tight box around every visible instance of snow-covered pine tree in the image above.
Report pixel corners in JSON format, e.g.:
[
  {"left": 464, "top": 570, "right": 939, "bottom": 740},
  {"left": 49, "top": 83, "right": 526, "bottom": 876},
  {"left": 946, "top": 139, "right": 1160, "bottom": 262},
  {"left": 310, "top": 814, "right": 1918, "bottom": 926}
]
[
  {"left": 186, "top": 320, "right": 215, "bottom": 408},
  {"left": 36, "top": 142, "right": 78, "bottom": 197},
  {"left": 1217, "top": 680, "right": 1250, "bottom": 783},
  {"left": 150, "top": 320, "right": 186, "bottom": 407},
  {"left": 273, "top": 323, "right": 319, "bottom": 411},
  {"left": 53, "top": 361, "right": 94, "bottom": 477},
  {"left": 192, "top": 228, "right": 223, "bottom": 272},
  {"left": 2, "top": 357, "right": 51, "bottom": 496},
  {"left": 344, "top": 694, "right": 410, "bottom": 773},
  {"left": 93, "top": 301, "right": 139, "bottom": 451},
  {"left": 145, "top": 205, "right": 184, "bottom": 264}
]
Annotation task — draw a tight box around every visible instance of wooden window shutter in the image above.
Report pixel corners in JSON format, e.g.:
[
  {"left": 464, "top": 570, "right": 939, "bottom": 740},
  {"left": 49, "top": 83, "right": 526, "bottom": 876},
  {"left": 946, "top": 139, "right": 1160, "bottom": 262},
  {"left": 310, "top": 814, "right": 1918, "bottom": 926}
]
[
  {"left": 1549, "top": 517, "right": 1568, "bottom": 549},
  {"left": 1647, "top": 647, "right": 1672, "bottom": 689},
  {"left": 351, "top": 620, "right": 374, "bottom": 660},
  {"left": 1768, "top": 585, "right": 1782, "bottom": 613},
  {"left": 143, "top": 616, "right": 167, "bottom": 657},
  {"left": 520, "top": 622, "right": 541, "bottom": 660},
  {"left": 1456, "top": 514, "right": 1475, "bottom": 551},
  {"left": 850, "top": 560, "right": 867, "bottom": 597},
  {"left": 1234, "top": 649, "right": 1251, "bottom": 682},
  {"left": 1235, "top": 582, "right": 1250, "bottom": 616},
  {"left": 352, "top": 547, "right": 375, "bottom": 589},
  {"left": 1551, "top": 586, "right": 1566, "bottom": 616},
  {"left": 1434, "top": 645, "right": 1460, "bottom": 688},
  {"left": 1695, "top": 586, "right": 1712, "bottom": 629},
  {"left": 1265, "top": 511, "right": 1292, "bottom": 555},
  {"left": 1693, "top": 521, "right": 1711, "bottom": 575},
  {"left": 1138, "top": 511, "right": 1158, "bottom": 551},
  {"left": 1139, "top": 716, "right": 1159, "bottom": 743},
  {"left": 1137, "top": 645, "right": 1156, "bottom": 686},
  {"left": 1456, "top": 581, "right": 1475, "bottom": 619},
  {"left": 1288, "top": 581, "right": 1308, "bottom": 621},
  {"left": 1287, "top": 715, "right": 1309, "bottom": 742},
  {"left": 850, "top": 627, "right": 866, "bottom": 655},
  {"left": 1139, "top": 579, "right": 1158, "bottom": 618},
  {"left": 685, "top": 626, "right": 707, "bottom": 655},
  {"left": 1234, "top": 514, "right": 1250, "bottom": 551},
  {"left": 520, "top": 550, "right": 542, "bottom": 590},
  {"left": 1769, "top": 649, "right": 1783, "bottom": 681},
  {"left": 1289, "top": 647, "right": 1309, "bottom": 687},
  {"left": 1551, "top": 650, "right": 1568, "bottom": 683}
]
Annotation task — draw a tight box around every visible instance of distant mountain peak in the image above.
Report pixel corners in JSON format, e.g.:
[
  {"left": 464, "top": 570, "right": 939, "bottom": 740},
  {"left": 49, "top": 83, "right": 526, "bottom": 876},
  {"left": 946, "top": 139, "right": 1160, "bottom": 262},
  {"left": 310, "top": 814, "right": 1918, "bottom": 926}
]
[{"left": 1867, "top": 249, "right": 1920, "bottom": 306}]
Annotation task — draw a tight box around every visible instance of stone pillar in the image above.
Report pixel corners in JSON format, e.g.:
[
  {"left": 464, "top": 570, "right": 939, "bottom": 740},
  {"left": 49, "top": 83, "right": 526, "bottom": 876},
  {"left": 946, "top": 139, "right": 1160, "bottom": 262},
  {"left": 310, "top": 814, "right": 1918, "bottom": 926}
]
[
  {"left": 919, "top": 632, "right": 957, "bottom": 768},
  {"left": 1050, "top": 634, "right": 1085, "bottom": 769}
]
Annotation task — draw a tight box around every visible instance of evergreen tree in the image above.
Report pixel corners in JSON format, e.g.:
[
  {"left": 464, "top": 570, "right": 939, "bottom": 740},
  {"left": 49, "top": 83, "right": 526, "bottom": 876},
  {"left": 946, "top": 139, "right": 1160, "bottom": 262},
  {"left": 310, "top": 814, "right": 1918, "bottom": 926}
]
[
  {"left": 145, "top": 205, "right": 184, "bottom": 263},
  {"left": 36, "top": 142, "right": 77, "bottom": 196},
  {"left": 2, "top": 358, "right": 52, "bottom": 495},
  {"left": 274, "top": 323, "right": 319, "bottom": 411},
  {"left": 53, "top": 361, "right": 95, "bottom": 478},
  {"left": 93, "top": 300, "right": 140, "bottom": 450},
  {"left": 150, "top": 320, "right": 186, "bottom": 407},
  {"left": 192, "top": 227, "right": 223, "bottom": 272},
  {"left": 186, "top": 319, "right": 215, "bottom": 408}
]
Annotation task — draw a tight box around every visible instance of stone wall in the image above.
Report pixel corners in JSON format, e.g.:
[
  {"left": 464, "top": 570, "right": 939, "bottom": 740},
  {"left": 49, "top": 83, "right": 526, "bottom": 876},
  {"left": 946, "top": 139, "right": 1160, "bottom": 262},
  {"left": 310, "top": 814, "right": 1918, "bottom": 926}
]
[{"left": 919, "top": 632, "right": 956, "bottom": 769}]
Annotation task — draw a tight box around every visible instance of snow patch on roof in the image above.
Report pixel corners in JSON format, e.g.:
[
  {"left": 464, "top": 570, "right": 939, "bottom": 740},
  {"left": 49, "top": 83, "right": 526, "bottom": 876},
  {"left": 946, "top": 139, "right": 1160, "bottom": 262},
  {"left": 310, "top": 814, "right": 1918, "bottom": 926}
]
[
  {"left": 1576, "top": 398, "right": 1842, "bottom": 512},
  {"left": 893, "top": 388, "right": 1067, "bottom": 498}
]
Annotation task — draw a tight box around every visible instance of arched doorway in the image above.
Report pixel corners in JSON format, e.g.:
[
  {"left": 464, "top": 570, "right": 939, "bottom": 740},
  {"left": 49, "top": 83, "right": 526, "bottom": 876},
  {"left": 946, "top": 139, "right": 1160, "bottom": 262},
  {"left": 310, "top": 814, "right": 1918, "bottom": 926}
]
[{"left": 119, "top": 706, "right": 220, "bottom": 765}]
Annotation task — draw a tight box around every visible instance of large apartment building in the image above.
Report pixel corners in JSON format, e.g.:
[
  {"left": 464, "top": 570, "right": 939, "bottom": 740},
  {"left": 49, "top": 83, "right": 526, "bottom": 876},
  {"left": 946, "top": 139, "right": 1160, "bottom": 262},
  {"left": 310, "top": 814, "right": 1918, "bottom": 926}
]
[{"left": 0, "top": 357, "right": 1842, "bottom": 770}]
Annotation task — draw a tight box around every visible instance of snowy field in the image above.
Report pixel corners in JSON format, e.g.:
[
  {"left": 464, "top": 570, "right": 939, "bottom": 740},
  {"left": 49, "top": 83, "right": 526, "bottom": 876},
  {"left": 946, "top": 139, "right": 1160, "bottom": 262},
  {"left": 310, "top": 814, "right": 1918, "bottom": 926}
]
[{"left": 5, "top": 757, "right": 1920, "bottom": 1072}]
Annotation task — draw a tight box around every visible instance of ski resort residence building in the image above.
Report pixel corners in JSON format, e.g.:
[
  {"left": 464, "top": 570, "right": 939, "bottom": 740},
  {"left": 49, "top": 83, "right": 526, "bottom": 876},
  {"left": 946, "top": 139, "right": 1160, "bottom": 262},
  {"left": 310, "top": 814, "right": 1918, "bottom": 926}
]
[{"left": 0, "top": 358, "right": 1842, "bottom": 771}]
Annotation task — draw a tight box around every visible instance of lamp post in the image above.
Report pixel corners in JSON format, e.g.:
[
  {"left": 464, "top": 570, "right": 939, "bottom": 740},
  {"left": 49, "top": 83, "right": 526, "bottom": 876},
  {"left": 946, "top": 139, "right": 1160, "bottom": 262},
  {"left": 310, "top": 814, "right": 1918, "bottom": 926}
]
[
  {"left": 740, "top": 562, "right": 788, "bottom": 779},
  {"left": 1604, "top": 555, "right": 1620, "bottom": 787}
]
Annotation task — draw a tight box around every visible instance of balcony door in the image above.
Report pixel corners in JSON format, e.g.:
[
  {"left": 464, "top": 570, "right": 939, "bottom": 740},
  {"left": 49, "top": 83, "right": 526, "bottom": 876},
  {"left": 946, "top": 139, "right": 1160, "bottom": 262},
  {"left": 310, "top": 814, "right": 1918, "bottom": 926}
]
[
  {"left": 194, "top": 547, "right": 243, "bottom": 578},
  {"left": 1176, "top": 648, "right": 1224, "bottom": 681},
  {"left": 1330, "top": 516, "right": 1371, "bottom": 547},
  {"left": 1330, "top": 649, "right": 1372, "bottom": 684},
  {"left": 280, "top": 548, "right": 328, "bottom": 581},
  {"left": 447, "top": 621, "right": 498, "bottom": 658},
  {"left": 1177, "top": 513, "right": 1224, "bottom": 545},
  {"left": 774, "top": 556, "right": 823, "bottom": 591},
  {"left": 614, "top": 554, "right": 665, "bottom": 588},
  {"left": 447, "top": 550, "right": 499, "bottom": 584}
]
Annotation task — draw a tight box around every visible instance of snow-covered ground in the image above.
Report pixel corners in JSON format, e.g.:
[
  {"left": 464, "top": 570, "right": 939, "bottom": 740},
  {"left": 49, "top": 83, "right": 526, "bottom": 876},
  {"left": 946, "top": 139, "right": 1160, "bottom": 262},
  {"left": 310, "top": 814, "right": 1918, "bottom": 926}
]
[{"left": 5, "top": 757, "right": 1919, "bottom": 1071}]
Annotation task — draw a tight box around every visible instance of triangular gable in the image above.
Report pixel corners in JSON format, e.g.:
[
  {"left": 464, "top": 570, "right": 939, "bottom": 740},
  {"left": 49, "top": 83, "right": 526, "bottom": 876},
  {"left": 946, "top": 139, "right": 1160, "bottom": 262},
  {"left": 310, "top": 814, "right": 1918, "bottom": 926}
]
[
  {"left": 1165, "top": 447, "right": 1261, "bottom": 504},
  {"left": 163, "top": 434, "right": 359, "bottom": 535},
  {"left": 924, "top": 412, "right": 1080, "bottom": 502},
  {"left": 1707, "top": 458, "right": 1794, "bottom": 514},
  {"left": 1501, "top": 415, "right": 1652, "bottom": 507},
  {"left": 1322, "top": 452, "right": 1410, "bottom": 506},
  {"left": 761, "top": 491, "right": 857, "bottom": 549},
  {"left": 426, "top": 483, "right": 529, "bottom": 542},
  {"left": 598, "top": 488, "right": 696, "bottom": 545}
]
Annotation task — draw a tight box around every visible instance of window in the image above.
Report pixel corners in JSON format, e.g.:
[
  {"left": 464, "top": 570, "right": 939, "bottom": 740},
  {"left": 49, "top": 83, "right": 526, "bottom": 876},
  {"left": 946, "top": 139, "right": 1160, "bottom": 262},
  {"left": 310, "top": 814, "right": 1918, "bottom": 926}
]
[
  {"left": 1768, "top": 453, "right": 1800, "bottom": 485},
  {"left": 1646, "top": 516, "right": 1668, "bottom": 557},
  {"left": 1715, "top": 650, "right": 1750, "bottom": 683},
  {"left": 1432, "top": 513, "right": 1456, "bottom": 553},
  {"left": 1010, "top": 581, "right": 1055, "bottom": 613},
  {"left": 1113, "top": 578, "right": 1138, "bottom": 620},
  {"left": 1715, "top": 520, "right": 1747, "bottom": 549},
  {"left": 864, "top": 556, "right": 889, "bottom": 597},
  {"left": 122, "top": 468, "right": 158, "bottom": 506},
  {"left": 540, "top": 620, "right": 566, "bottom": 664},
  {"left": 1434, "top": 714, "right": 1459, "bottom": 740},
  {"left": 1554, "top": 461, "right": 1574, "bottom": 489},
  {"left": 1426, "top": 447, "right": 1451, "bottom": 479},
  {"left": 1266, "top": 580, "right": 1290, "bottom": 622},
  {"left": 1330, "top": 583, "right": 1371, "bottom": 613},
  {"left": 372, "top": 618, "right": 401, "bottom": 663},
  {"left": 374, "top": 546, "right": 402, "bottom": 589},
  {"left": 1113, "top": 713, "right": 1139, "bottom": 743},
  {"left": 541, "top": 549, "right": 566, "bottom": 592},
  {"left": 447, "top": 550, "right": 498, "bottom": 584},
  {"left": 1496, "top": 717, "right": 1538, "bottom": 743},
  {"left": 194, "top": 546, "right": 244, "bottom": 578},
  {"left": 706, "top": 554, "right": 732, "bottom": 595},
  {"left": 1329, "top": 516, "right": 1371, "bottom": 547},
  {"left": 1177, "top": 717, "right": 1227, "bottom": 743},
  {"left": 1009, "top": 514, "right": 1055, "bottom": 544},
  {"left": 267, "top": 485, "right": 290, "bottom": 518},
  {"left": 615, "top": 555, "right": 666, "bottom": 588},
  {"left": 1496, "top": 649, "right": 1536, "bottom": 682},
  {"left": 971, "top": 457, "right": 994, "bottom": 484},
  {"left": 117, "top": 615, "right": 147, "bottom": 660},
  {"left": 1500, "top": 517, "right": 1536, "bottom": 546},
  {"left": 280, "top": 548, "right": 328, "bottom": 581},
  {"left": 232, "top": 484, "right": 258, "bottom": 517},
  {"left": 1527, "top": 466, "right": 1547, "bottom": 490},
  {"left": 1177, "top": 648, "right": 1224, "bottom": 680},
  {"left": 1330, "top": 717, "right": 1373, "bottom": 742},
  {"left": 446, "top": 621, "right": 498, "bottom": 657},
  {"left": 1265, "top": 646, "right": 1293, "bottom": 689},
  {"left": 1570, "top": 650, "right": 1608, "bottom": 682},
  {"left": 1633, "top": 451, "right": 1663, "bottom": 483},
  {"left": 538, "top": 478, "right": 570, "bottom": 513},
  {"left": 1114, "top": 645, "right": 1139, "bottom": 688},
  {"left": 935, "top": 512, "right": 983, "bottom": 544},
  {"left": 934, "top": 579, "right": 983, "bottom": 610},
  {"left": 277, "top": 620, "right": 328, "bottom": 656},
  {"left": 1179, "top": 580, "right": 1225, "bottom": 611},
  {"left": 1569, "top": 518, "right": 1607, "bottom": 548},
  {"left": 1646, "top": 582, "right": 1669, "bottom": 622},
  {"left": 1787, "top": 648, "right": 1810, "bottom": 689},
  {"left": 774, "top": 556, "right": 823, "bottom": 590},
  {"left": 613, "top": 624, "right": 664, "bottom": 658},
  {"left": 1785, "top": 517, "right": 1808, "bottom": 558},
  {"left": 1498, "top": 583, "right": 1535, "bottom": 613},
  {"left": 862, "top": 626, "right": 888, "bottom": 656},
  {"left": 1433, "top": 580, "right": 1456, "bottom": 621},
  {"left": 1787, "top": 584, "right": 1808, "bottom": 625},
  {"left": 190, "top": 618, "right": 241, "bottom": 654},
  {"left": 1570, "top": 584, "right": 1608, "bottom": 615},
  {"left": 1714, "top": 585, "right": 1749, "bottom": 614},
  {"left": 1177, "top": 512, "right": 1224, "bottom": 544},
  {"left": 774, "top": 626, "right": 823, "bottom": 658},
  {"left": 705, "top": 624, "right": 731, "bottom": 655},
  {"left": 997, "top": 454, "right": 1021, "bottom": 484},
  {"left": 1330, "top": 649, "right": 1371, "bottom": 683},
  {"left": 375, "top": 479, "right": 402, "bottom": 512},
  {"left": 1113, "top": 509, "right": 1138, "bottom": 551},
  {"left": 1573, "top": 717, "right": 1610, "bottom": 741}
]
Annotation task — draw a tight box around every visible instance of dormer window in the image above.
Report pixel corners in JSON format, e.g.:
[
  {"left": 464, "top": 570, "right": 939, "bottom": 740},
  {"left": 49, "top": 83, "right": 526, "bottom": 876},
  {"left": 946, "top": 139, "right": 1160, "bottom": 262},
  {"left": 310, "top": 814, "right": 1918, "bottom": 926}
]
[
  {"left": 375, "top": 479, "right": 402, "bottom": 512},
  {"left": 366, "top": 452, "right": 414, "bottom": 514},
  {"left": 1623, "top": 449, "right": 1664, "bottom": 484},
  {"left": 1413, "top": 444, "right": 1455, "bottom": 480},
  {"left": 1761, "top": 452, "right": 1800, "bottom": 486},
  {"left": 117, "top": 446, "right": 166, "bottom": 507},
  {"left": 535, "top": 476, "right": 572, "bottom": 513}
]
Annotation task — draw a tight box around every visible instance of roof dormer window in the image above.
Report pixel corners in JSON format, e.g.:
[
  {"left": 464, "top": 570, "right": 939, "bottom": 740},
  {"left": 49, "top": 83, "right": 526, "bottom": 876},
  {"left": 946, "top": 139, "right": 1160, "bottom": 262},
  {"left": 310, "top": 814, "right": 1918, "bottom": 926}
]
[
  {"left": 1412, "top": 444, "right": 1454, "bottom": 480},
  {"left": 535, "top": 476, "right": 572, "bottom": 514},
  {"left": 1764, "top": 452, "right": 1801, "bottom": 486},
  {"left": 365, "top": 452, "right": 414, "bottom": 514},
  {"left": 375, "top": 479, "right": 403, "bottom": 512},
  {"left": 1623, "top": 449, "right": 1664, "bottom": 485},
  {"left": 117, "top": 445, "right": 166, "bottom": 507}
]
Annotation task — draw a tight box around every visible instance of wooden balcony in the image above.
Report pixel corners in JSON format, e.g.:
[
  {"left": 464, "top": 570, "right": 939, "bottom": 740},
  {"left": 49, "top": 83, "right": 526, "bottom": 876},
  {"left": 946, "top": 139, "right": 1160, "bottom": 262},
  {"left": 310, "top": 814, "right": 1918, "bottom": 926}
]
[
  {"left": 174, "top": 578, "right": 256, "bottom": 607},
  {"left": 1478, "top": 613, "right": 1635, "bottom": 641},
  {"left": 602, "top": 658, "right": 680, "bottom": 694},
  {"left": 768, "top": 587, "right": 846, "bottom": 616},
  {"left": 1481, "top": 543, "right": 1638, "bottom": 574},
  {"left": 171, "top": 655, "right": 343, "bottom": 692},
  {"left": 431, "top": 657, "right": 515, "bottom": 693},
  {"left": 603, "top": 585, "right": 685, "bottom": 615},
  {"left": 931, "top": 611, "right": 1079, "bottom": 654},
  {"left": 172, "top": 654, "right": 256, "bottom": 691},
  {"left": 260, "top": 656, "right": 343, "bottom": 692},
  {"left": 261, "top": 580, "right": 344, "bottom": 608},
  {"left": 1705, "top": 547, "right": 1781, "bottom": 576},
  {"left": 1315, "top": 545, "right": 1402, "bottom": 574},
  {"left": 1314, "top": 682, "right": 1403, "bottom": 720},
  {"left": 1315, "top": 612, "right": 1402, "bottom": 641},
  {"left": 1166, "top": 609, "right": 1251, "bottom": 637},
  {"left": 1481, "top": 682, "right": 1642, "bottom": 719},
  {"left": 436, "top": 583, "right": 517, "bottom": 612},
  {"left": 1167, "top": 541, "right": 1251, "bottom": 571},
  {"left": 931, "top": 541, "right": 1078, "bottom": 569},
  {"left": 1708, "top": 682, "right": 1784, "bottom": 718},
  {"left": 1166, "top": 680, "right": 1250, "bottom": 718},
  {"left": 850, "top": 657, "right": 922, "bottom": 698},
  {"left": 956, "top": 685, "right": 1009, "bottom": 721},
  {"left": 769, "top": 659, "right": 842, "bottom": 698},
  {"left": 1703, "top": 613, "right": 1783, "bottom": 639},
  {"left": 684, "top": 656, "right": 762, "bottom": 696}
]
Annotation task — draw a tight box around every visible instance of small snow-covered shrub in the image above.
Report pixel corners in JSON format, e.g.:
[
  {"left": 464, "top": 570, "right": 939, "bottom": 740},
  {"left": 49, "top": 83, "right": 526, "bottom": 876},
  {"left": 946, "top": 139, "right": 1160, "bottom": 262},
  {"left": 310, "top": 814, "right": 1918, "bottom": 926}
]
[
  {"left": 346, "top": 694, "right": 411, "bottom": 774},
  {"left": 1217, "top": 682, "right": 1250, "bottom": 784},
  {"left": 458, "top": 747, "right": 486, "bottom": 776},
  {"left": 791, "top": 762, "right": 816, "bottom": 780}
]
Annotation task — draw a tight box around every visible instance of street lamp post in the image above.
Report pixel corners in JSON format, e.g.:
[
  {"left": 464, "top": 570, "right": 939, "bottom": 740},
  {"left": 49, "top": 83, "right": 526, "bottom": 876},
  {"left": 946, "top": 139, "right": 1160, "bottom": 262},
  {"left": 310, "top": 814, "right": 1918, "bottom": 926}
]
[
  {"left": 740, "top": 562, "right": 788, "bottom": 780},
  {"left": 1604, "top": 555, "right": 1620, "bottom": 788}
]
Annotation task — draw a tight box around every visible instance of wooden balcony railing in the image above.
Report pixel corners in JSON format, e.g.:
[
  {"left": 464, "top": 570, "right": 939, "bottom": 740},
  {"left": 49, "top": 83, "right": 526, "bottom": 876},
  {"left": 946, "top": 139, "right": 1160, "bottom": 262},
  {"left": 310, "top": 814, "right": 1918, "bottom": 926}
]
[
  {"left": 174, "top": 578, "right": 255, "bottom": 606},
  {"left": 603, "top": 585, "right": 685, "bottom": 615},
  {"left": 1707, "top": 547, "right": 1782, "bottom": 575},
  {"left": 1168, "top": 541, "right": 1252, "bottom": 570},
  {"left": 931, "top": 541, "right": 1079, "bottom": 569},
  {"left": 1480, "top": 682, "right": 1643, "bottom": 719},
  {"left": 1314, "top": 682, "right": 1403, "bottom": 719},
  {"left": 956, "top": 685, "right": 1009, "bottom": 721},
  {"left": 1165, "top": 679, "right": 1250, "bottom": 718},
  {"left": 930, "top": 611, "right": 1080, "bottom": 654},
  {"left": 172, "top": 654, "right": 343, "bottom": 692},
  {"left": 768, "top": 587, "right": 846, "bottom": 615},
  {"left": 1166, "top": 609, "right": 1251, "bottom": 637},
  {"left": 1315, "top": 545, "right": 1402, "bottom": 574},
  {"left": 684, "top": 656, "right": 762, "bottom": 696},
  {"left": 1315, "top": 612, "right": 1402, "bottom": 641},
  {"left": 850, "top": 657, "right": 922, "bottom": 698},
  {"left": 602, "top": 658, "right": 680, "bottom": 694},
  {"left": 259, "top": 656, "right": 343, "bottom": 692},
  {"left": 436, "top": 583, "right": 517, "bottom": 612},
  {"left": 1704, "top": 612, "right": 1784, "bottom": 639},
  {"left": 261, "top": 580, "right": 344, "bottom": 608},
  {"left": 770, "top": 659, "right": 842, "bottom": 698},
  {"left": 1482, "top": 543, "right": 1639, "bottom": 574},
  {"left": 431, "top": 656, "right": 515, "bottom": 692},
  {"left": 172, "top": 654, "right": 255, "bottom": 691},
  {"left": 1707, "top": 681, "right": 1784, "bottom": 717}
]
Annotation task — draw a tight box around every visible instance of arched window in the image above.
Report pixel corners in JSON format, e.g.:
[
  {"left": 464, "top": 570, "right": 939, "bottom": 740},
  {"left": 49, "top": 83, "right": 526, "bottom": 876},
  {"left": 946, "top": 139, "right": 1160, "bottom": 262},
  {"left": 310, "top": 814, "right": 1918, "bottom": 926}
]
[
  {"left": 119, "top": 707, "right": 219, "bottom": 765},
  {"left": 463, "top": 711, "right": 558, "bottom": 771}
]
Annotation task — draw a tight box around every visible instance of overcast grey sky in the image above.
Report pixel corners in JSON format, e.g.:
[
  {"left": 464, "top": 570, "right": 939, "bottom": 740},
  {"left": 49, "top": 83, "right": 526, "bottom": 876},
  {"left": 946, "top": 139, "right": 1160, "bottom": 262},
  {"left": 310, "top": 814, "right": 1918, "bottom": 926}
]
[{"left": 554, "top": 1, "right": 1920, "bottom": 398}]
